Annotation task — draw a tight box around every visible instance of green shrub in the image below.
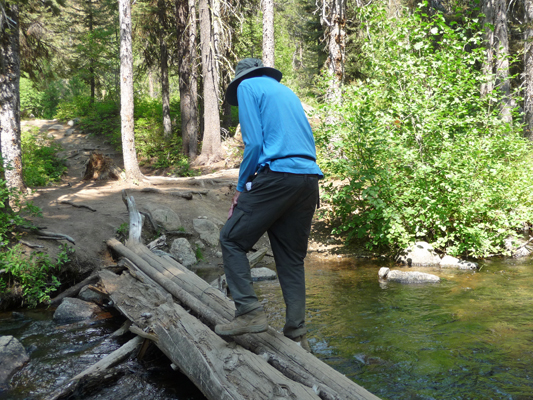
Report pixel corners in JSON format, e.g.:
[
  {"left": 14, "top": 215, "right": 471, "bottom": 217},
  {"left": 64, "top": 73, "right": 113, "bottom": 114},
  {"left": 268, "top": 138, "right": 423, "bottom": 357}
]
[
  {"left": 317, "top": 6, "right": 532, "bottom": 258},
  {"left": 22, "top": 128, "right": 67, "bottom": 187},
  {"left": 0, "top": 244, "right": 71, "bottom": 308}
]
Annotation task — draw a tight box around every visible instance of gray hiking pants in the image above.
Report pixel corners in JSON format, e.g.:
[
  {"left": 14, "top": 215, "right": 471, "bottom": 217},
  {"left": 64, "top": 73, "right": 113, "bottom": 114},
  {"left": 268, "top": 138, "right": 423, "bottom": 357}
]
[{"left": 219, "top": 167, "right": 319, "bottom": 339}]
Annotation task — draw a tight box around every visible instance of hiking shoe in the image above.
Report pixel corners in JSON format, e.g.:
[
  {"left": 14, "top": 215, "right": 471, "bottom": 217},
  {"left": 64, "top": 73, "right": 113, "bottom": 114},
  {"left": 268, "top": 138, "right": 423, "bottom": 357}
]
[
  {"left": 215, "top": 309, "right": 268, "bottom": 336},
  {"left": 291, "top": 334, "right": 311, "bottom": 352}
]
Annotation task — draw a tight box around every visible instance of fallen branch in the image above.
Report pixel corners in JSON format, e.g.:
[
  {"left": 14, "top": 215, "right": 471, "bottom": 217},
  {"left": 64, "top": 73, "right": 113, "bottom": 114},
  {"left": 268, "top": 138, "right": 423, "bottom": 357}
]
[
  {"left": 71, "top": 336, "right": 143, "bottom": 381},
  {"left": 19, "top": 240, "right": 45, "bottom": 249},
  {"left": 36, "top": 230, "right": 75, "bottom": 245},
  {"left": 60, "top": 200, "right": 97, "bottom": 212}
]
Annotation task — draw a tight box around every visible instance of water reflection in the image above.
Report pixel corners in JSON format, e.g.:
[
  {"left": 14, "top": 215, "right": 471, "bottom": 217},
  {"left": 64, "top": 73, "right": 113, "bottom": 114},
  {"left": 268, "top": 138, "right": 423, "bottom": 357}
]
[{"left": 258, "top": 254, "right": 533, "bottom": 399}]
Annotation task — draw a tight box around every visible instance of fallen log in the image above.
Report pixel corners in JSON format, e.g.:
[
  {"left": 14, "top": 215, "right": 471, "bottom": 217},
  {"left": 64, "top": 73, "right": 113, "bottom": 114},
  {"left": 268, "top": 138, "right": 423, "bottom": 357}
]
[
  {"left": 99, "top": 269, "right": 321, "bottom": 400},
  {"left": 107, "top": 238, "right": 380, "bottom": 400},
  {"left": 109, "top": 191, "right": 381, "bottom": 400}
]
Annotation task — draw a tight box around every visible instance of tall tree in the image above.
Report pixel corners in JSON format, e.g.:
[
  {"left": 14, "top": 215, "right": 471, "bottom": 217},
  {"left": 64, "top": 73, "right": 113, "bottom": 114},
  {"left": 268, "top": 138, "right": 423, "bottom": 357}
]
[
  {"left": 262, "top": 0, "right": 274, "bottom": 67},
  {"left": 321, "top": 0, "right": 345, "bottom": 107},
  {"left": 0, "top": 2, "right": 24, "bottom": 191},
  {"left": 175, "top": 0, "right": 198, "bottom": 158},
  {"left": 525, "top": 0, "right": 533, "bottom": 138},
  {"left": 157, "top": 0, "right": 172, "bottom": 139},
  {"left": 118, "top": 0, "right": 144, "bottom": 181},
  {"left": 480, "top": 0, "right": 512, "bottom": 123},
  {"left": 197, "top": 0, "right": 223, "bottom": 164}
]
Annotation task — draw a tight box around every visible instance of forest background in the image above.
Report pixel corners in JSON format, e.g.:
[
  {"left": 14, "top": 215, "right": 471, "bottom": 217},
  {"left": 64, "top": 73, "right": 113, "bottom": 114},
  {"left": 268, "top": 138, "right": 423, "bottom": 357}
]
[{"left": 2, "top": 0, "right": 533, "bottom": 304}]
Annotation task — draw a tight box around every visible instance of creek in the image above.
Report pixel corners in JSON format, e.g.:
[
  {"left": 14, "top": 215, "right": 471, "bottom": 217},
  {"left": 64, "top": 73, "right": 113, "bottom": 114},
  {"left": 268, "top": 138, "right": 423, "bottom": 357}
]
[{"left": 2, "top": 253, "right": 533, "bottom": 399}]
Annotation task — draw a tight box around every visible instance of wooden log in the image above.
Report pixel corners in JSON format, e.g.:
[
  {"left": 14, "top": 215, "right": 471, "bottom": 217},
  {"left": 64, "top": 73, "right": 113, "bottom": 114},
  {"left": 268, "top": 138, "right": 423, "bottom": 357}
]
[
  {"left": 60, "top": 200, "right": 97, "bottom": 212},
  {"left": 113, "top": 192, "right": 381, "bottom": 400},
  {"left": 71, "top": 336, "right": 143, "bottom": 381},
  {"left": 50, "top": 273, "right": 99, "bottom": 305},
  {"left": 99, "top": 269, "right": 321, "bottom": 400},
  {"left": 106, "top": 238, "right": 380, "bottom": 400}
]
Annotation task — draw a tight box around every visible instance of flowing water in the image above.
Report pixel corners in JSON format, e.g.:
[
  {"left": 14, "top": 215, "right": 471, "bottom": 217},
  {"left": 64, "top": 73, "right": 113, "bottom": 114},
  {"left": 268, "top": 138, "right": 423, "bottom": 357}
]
[{"left": 2, "top": 254, "right": 533, "bottom": 399}]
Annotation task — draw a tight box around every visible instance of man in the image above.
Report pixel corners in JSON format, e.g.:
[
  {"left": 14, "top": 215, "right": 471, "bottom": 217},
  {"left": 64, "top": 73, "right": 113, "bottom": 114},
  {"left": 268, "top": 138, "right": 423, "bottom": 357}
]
[{"left": 214, "top": 58, "right": 323, "bottom": 352}]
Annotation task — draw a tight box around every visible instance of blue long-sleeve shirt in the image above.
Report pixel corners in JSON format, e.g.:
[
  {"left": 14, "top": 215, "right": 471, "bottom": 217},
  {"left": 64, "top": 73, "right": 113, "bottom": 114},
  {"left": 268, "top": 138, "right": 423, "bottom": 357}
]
[{"left": 236, "top": 76, "right": 323, "bottom": 192}]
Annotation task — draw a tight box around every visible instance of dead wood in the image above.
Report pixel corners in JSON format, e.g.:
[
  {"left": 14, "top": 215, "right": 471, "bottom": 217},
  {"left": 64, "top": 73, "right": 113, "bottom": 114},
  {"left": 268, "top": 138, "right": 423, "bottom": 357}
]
[
  {"left": 83, "top": 152, "right": 121, "bottom": 181},
  {"left": 147, "top": 235, "right": 166, "bottom": 250},
  {"left": 18, "top": 240, "right": 45, "bottom": 249},
  {"left": 99, "top": 269, "right": 321, "bottom": 400},
  {"left": 140, "top": 187, "right": 194, "bottom": 199},
  {"left": 107, "top": 239, "right": 380, "bottom": 400},
  {"left": 108, "top": 192, "right": 381, "bottom": 400},
  {"left": 37, "top": 230, "right": 76, "bottom": 245},
  {"left": 60, "top": 200, "right": 97, "bottom": 212},
  {"left": 50, "top": 273, "right": 99, "bottom": 305},
  {"left": 71, "top": 336, "right": 143, "bottom": 381},
  {"left": 110, "top": 320, "right": 132, "bottom": 338}
]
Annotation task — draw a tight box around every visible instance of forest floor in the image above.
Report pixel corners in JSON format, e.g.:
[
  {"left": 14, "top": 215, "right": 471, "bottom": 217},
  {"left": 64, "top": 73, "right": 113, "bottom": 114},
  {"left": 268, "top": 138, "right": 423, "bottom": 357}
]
[{"left": 19, "top": 119, "right": 349, "bottom": 292}]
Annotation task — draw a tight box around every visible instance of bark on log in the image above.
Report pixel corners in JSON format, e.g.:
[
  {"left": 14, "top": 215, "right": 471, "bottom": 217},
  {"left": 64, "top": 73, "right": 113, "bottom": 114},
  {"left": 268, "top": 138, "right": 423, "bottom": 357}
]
[{"left": 99, "top": 269, "right": 321, "bottom": 400}]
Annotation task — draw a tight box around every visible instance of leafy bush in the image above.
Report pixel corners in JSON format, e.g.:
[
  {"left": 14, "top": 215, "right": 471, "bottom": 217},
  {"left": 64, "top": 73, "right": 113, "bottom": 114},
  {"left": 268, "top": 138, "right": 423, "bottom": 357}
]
[
  {"left": 0, "top": 244, "right": 71, "bottom": 308},
  {"left": 22, "top": 128, "right": 67, "bottom": 187},
  {"left": 317, "top": 6, "right": 532, "bottom": 257}
]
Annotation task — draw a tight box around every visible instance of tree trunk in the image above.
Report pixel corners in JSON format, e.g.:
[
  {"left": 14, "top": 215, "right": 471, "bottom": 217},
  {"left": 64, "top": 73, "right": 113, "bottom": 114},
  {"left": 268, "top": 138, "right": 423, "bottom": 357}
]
[
  {"left": 481, "top": 0, "right": 512, "bottom": 123},
  {"left": 158, "top": 0, "right": 172, "bottom": 140},
  {"left": 321, "top": 0, "right": 345, "bottom": 121},
  {"left": 118, "top": 0, "right": 144, "bottom": 182},
  {"left": 176, "top": 0, "right": 199, "bottom": 159},
  {"left": 88, "top": 0, "right": 96, "bottom": 103},
  {"left": 148, "top": 69, "right": 155, "bottom": 98},
  {"left": 196, "top": 0, "right": 223, "bottom": 164},
  {"left": 525, "top": 0, "right": 533, "bottom": 139},
  {"left": 0, "top": 3, "right": 24, "bottom": 192},
  {"left": 262, "top": 0, "right": 275, "bottom": 67}
]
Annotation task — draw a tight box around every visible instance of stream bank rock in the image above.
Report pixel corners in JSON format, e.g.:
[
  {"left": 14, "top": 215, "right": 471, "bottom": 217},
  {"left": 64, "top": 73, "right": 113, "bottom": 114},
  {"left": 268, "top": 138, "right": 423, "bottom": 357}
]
[
  {"left": 193, "top": 218, "right": 220, "bottom": 246},
  {"left": 397, "top": 242, "right": 441, "bottom": 266},
  {"left": 143, "top": 204, "right": 182, "bottom": 231},
  {"left": 0, "top": 335, "right": 29, "bottom": 386},
  {"left": 170, "top": 238, "right": 197, "bottom": 267},
  {"left": 53, "top": 297, "right": 102, "bottom": 322},
  {"left": 379, "top": 267, "right": 440, "bottom": 283}
]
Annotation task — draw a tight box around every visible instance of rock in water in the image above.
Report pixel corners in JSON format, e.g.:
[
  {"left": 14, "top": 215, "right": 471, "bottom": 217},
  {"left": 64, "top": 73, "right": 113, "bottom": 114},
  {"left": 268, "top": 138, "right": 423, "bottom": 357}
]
[{"left": 0, "top": 335, "right": 29, "bottom": 386}]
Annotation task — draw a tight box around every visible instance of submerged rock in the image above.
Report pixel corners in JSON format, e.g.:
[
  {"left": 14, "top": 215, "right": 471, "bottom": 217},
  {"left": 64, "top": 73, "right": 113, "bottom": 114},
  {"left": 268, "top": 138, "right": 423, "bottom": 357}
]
[
  {"left": 0, "top": 335, "right": 29, "bottom": 386},
  {"left": 53, "top": 297, "right": 101, "bottom": 322},
  {"left": 379, "top": 267, "right": 440, "bottom": 283},
  {"left": 397, "top": 242, "right": 441, "bottom": 266},
  {"left": 440, "top": 255, "right": 478, "bottom": 270}
]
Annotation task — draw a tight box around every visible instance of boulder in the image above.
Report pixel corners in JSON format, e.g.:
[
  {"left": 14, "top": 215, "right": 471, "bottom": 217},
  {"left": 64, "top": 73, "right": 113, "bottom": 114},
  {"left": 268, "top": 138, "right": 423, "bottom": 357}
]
[
  {"left": 67, "top": 118, "right": 80, "bottom": 127},
  {"left": 64, "top": 128, "right": 75, "bottom": 136},
  {"left": 78, "top": 285, "right": 107, "bottom": 304},
  {"left": 440, "top": 255, "right": 478, "bottom": 270},
  {"left": 143, "top": 204, "right": 182, "bottom": 231},
  {"left": 47, "top": 124, "right": 63, "bottom": 131},
  {"left": 0, "top": 335, "right": 29, "bottom": 386},
  {"left": 397, "top": 242, "right": 441, "bottom": 266},
  {"left": 251, "top": 267, "right": 277, "bottom": 281},
  {"left": 53, "top": 297, "right": 101, "bottom": 323},
  {"left": 193, "top": 218, "right": 220, "bottom": 246},
  {"left": 379, "top": 267, "right": 440, "bottom": 283},
  {"left": 170, "top": 238, "right": 197, "bottom": 268}
]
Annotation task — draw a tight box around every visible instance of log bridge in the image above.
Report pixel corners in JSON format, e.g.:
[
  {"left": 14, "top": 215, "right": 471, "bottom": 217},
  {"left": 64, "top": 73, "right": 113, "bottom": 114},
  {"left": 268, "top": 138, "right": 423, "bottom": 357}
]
[{"left": 62, "top": 191, "right": 381, "bottom": 400}]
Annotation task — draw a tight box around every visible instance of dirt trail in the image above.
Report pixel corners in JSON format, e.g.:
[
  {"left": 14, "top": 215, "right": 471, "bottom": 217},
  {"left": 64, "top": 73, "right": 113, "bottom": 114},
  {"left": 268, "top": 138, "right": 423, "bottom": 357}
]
[{"left": 20, "top": 120, "right": 247, "bottom": 280}]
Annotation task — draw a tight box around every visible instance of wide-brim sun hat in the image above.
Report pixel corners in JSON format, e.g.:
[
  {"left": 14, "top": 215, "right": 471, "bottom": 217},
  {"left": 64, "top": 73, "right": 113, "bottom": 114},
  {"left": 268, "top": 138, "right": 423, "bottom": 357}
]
[{"left": 225, "top": 58, "right": 282, "bottom": 106}]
